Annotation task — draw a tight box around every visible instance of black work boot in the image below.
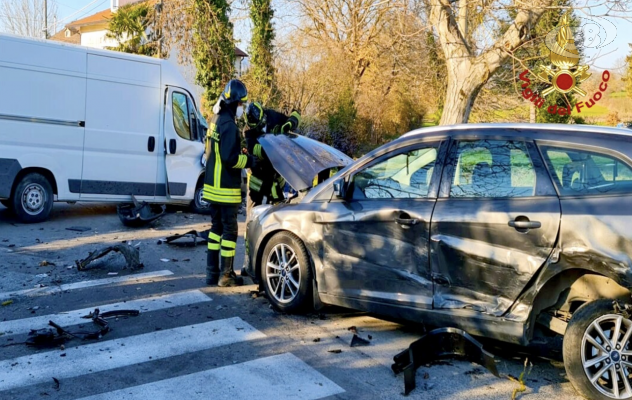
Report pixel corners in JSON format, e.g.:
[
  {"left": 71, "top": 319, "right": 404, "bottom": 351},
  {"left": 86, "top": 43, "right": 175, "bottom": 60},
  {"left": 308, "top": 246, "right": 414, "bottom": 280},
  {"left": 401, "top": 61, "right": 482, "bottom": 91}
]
[
  {"left": 206, "top": 250, "right": 220, "bottom": 286},
  {"left": 218, "top": 256, "right": 243, "bottom": 287}
]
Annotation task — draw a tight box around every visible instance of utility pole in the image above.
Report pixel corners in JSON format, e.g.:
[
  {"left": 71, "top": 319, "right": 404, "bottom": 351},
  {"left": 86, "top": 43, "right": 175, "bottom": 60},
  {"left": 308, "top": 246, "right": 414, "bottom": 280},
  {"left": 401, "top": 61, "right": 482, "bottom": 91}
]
[{"left": 44, "top": 0, "right": 48, "bottom": 39}]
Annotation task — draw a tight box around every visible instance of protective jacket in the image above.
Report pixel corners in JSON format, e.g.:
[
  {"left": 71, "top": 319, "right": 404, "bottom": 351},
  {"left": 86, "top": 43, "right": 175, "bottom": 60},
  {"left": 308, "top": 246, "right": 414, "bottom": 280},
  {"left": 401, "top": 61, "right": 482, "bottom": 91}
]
[
  {"left": 245, "top": 109, "right": 298, "bottom": 203},
  {"left": 203, "top": 108, "right": 253, "bottom": 204}
]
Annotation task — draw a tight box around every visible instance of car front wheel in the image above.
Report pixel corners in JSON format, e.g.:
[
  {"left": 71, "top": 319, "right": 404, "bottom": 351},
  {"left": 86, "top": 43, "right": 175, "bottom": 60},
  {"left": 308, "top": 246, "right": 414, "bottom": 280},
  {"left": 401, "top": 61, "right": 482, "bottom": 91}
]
[
  {"left": 564, "top": 299, "right": 632, "bottom": 400},
  {"left": 191, "top": 182, "right": 212, "bottom": 214},
  {"left": 261, "top": 232, "right": 313, "bottom": 313},
  {"left": 11, "top": 173, "right": 54, "bottom": 223}
]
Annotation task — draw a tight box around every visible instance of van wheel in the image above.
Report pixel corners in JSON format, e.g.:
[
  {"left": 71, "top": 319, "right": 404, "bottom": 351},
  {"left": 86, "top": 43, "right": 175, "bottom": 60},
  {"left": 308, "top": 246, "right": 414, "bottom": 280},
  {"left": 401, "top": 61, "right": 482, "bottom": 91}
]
[
  {"left": 564, "top": 299, "right": 632, "bottom": 400},
  {"left": 11, "top": 173, "right": 53, "bottom": 223},
  {"left": 0, "top": 200, "right": 12, "bottom": 209},
  {"left": 261, "top": 232, "right": 313, "bottom": 313},
  {"left": 191, "top": 183, "right": 212, "bottom": 214}
]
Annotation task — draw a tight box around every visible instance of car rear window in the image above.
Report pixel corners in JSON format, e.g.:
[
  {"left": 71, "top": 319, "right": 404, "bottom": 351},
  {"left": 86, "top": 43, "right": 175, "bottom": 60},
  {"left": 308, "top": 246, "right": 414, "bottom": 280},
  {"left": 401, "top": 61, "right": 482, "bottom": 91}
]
[{"left": 541, "top": 145, "right": 632, "bottom": 196}]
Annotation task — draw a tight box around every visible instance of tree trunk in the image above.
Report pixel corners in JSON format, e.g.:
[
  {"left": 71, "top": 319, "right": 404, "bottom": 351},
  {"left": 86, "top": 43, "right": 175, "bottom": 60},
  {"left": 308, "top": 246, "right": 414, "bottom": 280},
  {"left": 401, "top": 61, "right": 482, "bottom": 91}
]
[{"left": 439, "top": 61, "right": 485, "bottom": 125}]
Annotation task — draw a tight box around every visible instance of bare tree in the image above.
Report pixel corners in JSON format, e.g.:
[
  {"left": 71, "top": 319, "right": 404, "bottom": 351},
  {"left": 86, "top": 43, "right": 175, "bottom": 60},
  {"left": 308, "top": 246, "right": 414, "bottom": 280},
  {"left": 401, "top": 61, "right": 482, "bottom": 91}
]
[
  {"left": 0, "top": 0, "right": 58, "bottom": 39},
  {"left": 422, "top": 0, "right": 632, "bottom": 125}
]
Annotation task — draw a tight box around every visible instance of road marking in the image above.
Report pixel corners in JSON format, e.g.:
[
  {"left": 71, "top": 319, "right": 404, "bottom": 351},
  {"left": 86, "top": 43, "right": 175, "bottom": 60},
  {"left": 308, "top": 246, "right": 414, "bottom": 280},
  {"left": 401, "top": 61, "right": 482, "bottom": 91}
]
[
  {"left": 0, "top": 290, "right": 212, "bottom": 336},
  {"left": 76, "top": 353, "right": 345, "bottom": 400},
  {"left": 0, "top": 270, "right": 174, "bottom": 300},
  {"left": 0, "top": 317, "right": 266, "bottom": 392}
]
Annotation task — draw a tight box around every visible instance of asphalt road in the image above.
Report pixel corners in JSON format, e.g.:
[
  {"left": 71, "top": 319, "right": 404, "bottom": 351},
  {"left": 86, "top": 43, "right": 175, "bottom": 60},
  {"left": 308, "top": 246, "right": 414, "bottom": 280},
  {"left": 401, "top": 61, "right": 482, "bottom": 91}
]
[{"left": 0, "top": 203, "right": 584, "bottom": 400}]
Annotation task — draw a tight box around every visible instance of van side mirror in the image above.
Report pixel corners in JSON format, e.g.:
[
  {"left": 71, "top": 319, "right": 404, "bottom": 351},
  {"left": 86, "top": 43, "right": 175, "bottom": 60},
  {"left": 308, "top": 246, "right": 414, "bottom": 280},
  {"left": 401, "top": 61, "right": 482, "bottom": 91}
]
[{"left": 333, "top": 179, "right": 347, "bottom": 199}]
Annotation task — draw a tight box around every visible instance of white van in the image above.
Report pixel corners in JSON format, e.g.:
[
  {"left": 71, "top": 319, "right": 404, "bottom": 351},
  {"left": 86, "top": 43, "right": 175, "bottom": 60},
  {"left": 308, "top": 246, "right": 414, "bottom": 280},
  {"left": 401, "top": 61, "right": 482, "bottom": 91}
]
[{"left": 0, "top": 33, "right": 210, "bottom": 223}]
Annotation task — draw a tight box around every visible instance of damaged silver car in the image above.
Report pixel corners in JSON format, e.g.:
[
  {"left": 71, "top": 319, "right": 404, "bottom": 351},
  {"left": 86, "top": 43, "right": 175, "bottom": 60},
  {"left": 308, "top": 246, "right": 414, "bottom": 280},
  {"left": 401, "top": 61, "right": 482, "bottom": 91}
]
[{"left": 246, "top": 123, "right": 632, "bottom": 400}]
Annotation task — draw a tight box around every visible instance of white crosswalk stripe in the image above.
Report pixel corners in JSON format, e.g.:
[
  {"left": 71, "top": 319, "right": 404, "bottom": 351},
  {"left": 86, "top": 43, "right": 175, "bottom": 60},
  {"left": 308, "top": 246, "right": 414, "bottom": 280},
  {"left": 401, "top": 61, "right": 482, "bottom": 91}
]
[
  {"left": 0, "top": 290, "right": 212, "bottom": 336},
  {"left": 76, "top": 353, "right": 345, "bottom": 400},
  {"left": 0, "top": 270, "right": 174, "bottom": 300},
  {"left": 0, "top": 274, "right": 346, "bottom": 400},
  {"left": 0, "top": 318, "right": 265, "bottom": 392}
]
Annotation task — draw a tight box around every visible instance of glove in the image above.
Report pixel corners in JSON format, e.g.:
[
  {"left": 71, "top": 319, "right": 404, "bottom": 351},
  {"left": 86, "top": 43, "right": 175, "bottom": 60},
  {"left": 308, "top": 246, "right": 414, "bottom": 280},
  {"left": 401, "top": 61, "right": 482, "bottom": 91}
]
[
  {"left": 201, "top": 153, "right": 207, "bottom": 167},
  {"left": 280, "top": 110, "right": 301, "bottom": 134}
]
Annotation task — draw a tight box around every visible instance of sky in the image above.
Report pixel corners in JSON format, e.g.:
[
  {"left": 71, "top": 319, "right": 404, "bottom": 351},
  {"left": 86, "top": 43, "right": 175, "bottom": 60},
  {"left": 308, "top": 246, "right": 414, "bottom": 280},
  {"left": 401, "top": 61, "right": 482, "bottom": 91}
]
[{"left": 7, "top": 0, "right": 632, "bottom": 71}]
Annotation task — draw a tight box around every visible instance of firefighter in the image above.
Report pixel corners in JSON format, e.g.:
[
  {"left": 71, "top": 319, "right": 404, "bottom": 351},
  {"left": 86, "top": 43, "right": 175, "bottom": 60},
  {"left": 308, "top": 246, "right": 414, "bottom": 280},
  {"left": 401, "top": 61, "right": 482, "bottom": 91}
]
[
  {"left": 203, "top": 79, "right": 255, "bottom": 287},
  {"left": 244, "top": 102, "right": 300, "bottom": 213},
  {"left": 241, "top": 103, "right": 300, "bottom": 275}
]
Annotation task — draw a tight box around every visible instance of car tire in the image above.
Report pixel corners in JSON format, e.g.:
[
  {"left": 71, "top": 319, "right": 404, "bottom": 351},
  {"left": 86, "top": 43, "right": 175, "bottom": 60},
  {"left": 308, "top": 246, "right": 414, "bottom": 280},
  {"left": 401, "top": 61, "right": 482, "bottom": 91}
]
[
  {"left": 190, "top": 182, "right": 212, "bottom": 215},
  {"left": 261, "top": 231, "right": 313, "bottom": 313},
  {"left": 0, "top": 199, "right": 12, "bottom": 209},
  {"left": 11, "top": 173, "right": 54, "bottom": 223},
  {"left": 564, "top": 299, "right": 632, "bottom": 400}
]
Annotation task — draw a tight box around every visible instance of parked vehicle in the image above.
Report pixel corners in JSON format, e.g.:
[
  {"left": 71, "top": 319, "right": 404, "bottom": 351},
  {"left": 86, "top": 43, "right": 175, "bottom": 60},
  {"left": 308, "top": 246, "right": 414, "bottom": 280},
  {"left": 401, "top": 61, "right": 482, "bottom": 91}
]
[
  {"left": 246, "top": 123, "right": 632, "bottom": 400},
  {"left": 0, "top": 33, "right": 209, "bottom": 223}
]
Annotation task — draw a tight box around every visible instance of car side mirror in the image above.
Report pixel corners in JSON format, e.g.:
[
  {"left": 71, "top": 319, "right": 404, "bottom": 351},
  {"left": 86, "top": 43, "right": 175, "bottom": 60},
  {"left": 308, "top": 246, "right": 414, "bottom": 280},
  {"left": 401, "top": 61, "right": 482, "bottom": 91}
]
[{"left": 333, "top": 179, "right": 347, "bottom": 199}]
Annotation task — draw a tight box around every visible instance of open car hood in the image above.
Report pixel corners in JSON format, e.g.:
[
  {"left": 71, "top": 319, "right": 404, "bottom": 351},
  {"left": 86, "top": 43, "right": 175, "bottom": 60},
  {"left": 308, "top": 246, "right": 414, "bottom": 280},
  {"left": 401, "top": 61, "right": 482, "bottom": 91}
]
[{"left": 258, "top": 133, "right": 353, "bottom": 191}]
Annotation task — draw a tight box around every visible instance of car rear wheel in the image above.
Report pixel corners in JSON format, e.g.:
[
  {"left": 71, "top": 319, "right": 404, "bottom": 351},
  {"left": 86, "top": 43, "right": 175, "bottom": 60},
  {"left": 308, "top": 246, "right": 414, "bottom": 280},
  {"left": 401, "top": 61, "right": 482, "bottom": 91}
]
[
  {"left": 11, "top": 173, "right": 53, "bottom": 223},
  {"left": 564, "top": 299, "right": 632, "bottom": 400},
  {"left": 261, "top": 232, "right": 313, "bottom": 313}
]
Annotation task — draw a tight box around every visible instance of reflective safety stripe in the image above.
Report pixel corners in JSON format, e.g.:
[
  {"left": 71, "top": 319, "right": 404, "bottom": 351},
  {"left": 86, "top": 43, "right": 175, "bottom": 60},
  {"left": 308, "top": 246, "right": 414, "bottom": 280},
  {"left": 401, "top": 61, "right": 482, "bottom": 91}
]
[
  {"left": 221, "top": 240, "right": 237, "bottom": 249},
  {"left": 253, "top": 144, "right": 264, "bottom": 159},
  {"left": 249, "top": 176, "right": 263, "bottom": 192},
  {"left": 214, "top": 142, "right": 222, "bottom": 189},
  {"left": 234, "top": 154, "right": 248, "bottom": 169},
  {"left": 271, "top": 183, "right": 279, "bottom": 199},
  {"left": 208, "top": 242, "right": 220, "bottom": 250},
  {"left": 208, "top": 232, "right": 221, "bottom": 242},
  {"left": 221, "top": 249, "right": 236, "bottom": 257},
  {"left": 203, "top": 185, "right": 240, "bottom": 195},
  {"left": 202, "top": 184, "right": 242, "bottom": 203}
]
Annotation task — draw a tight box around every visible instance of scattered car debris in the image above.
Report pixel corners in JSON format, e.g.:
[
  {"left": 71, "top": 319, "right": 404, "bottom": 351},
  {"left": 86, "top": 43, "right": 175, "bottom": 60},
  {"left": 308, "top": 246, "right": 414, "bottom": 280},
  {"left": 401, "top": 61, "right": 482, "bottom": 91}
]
[
  {"left": 313, "top": 338, "right": 321, "bottom": 343},
  {"left": 391, "top": 327, "right": 500, "bottom": 396},
  {"left": 509, "top": 358, "right": 532, "bottom": 400},
  {"left": 368, "top": 335, "right": 373, "bottom": 340},
  {"left": 108, "top": 272, "right": 119, "bottom": 276},
  {"left": 2, "top": 300, "right": 13, "bottom": 306},
  {"left": 24, "top": 309, "right": 140, "bottom": 348},
  {"left": 160, "top": 259, "right": 171, "bottom": 262},
  {"left": 75, "top": 244, "right": 143, "bottom": 271},
  {"left": 66, "top": 226, "right": 91, "bottom": 232},
  {"left": 158, "top": 230, "right": 210, "bottom": 247},
  {"left": 347, "top": 326, "right": 357, "bottom": 334},
  {"left": 39, "top": 261, "right": 55, "bottom": 267},
  {"left": 52, "top": 377, "right": 60, "bottom": 390},
  {"left": 117, "top": 195, "right": 166, "bottom": 227},
  {"left": 328, "top": 349, "right": 342, "bottom": 354},
  {"left": 35, "top": 274, "right": 48, "bottom": 278},
  {"left": 350, "top": 334, "right": 371, "bottom": 347}
]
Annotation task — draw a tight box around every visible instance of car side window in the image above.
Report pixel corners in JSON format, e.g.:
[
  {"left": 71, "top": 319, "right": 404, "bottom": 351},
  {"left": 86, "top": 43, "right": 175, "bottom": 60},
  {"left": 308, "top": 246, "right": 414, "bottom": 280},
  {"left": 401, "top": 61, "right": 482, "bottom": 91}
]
[
  {"left": 172, "top": 92, "right": 191, "bottom": 140},
  {"left": 541, "top": 145, "right": 632, "bottom": 196},
  {"left": 450, "top": 140, "right": 536, "bottom": 198},
  {"left": 351, "top": 146, "right": 438, "bottom": 200}
]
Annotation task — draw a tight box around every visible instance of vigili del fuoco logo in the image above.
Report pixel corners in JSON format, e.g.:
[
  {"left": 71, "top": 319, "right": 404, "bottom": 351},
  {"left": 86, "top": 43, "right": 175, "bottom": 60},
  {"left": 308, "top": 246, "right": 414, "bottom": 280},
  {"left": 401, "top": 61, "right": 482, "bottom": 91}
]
[{"left": 518, "top": 12, "right": 610, "bottom": 116}]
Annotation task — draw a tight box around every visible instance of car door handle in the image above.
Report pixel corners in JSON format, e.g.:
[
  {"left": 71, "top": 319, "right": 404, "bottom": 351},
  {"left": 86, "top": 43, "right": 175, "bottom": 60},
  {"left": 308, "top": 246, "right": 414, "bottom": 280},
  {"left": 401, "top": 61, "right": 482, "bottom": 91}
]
[
  {"left": 508, "top": 220, "right": 541, "bottom": 229},
  {"left": 169, "top": 139, "right": 177, "bottom": 154},
  {"left": 395, "top": 217, "right": 419, "bottom": 226},
  {"left": 148, "top": 136, "right": 156, "bottom": 152}
]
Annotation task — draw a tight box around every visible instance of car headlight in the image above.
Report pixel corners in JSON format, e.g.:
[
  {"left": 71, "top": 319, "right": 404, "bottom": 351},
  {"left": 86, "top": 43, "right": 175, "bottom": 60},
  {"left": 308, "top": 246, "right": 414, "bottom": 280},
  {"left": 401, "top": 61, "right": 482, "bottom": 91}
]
[{"left": 250, "top": 204, "right": 272, "bottom": 221}]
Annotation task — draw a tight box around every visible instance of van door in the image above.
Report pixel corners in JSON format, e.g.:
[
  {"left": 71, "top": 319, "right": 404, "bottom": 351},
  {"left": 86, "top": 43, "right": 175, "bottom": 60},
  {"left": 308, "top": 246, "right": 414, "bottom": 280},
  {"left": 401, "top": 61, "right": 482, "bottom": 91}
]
[
  {"left": 163, "top": 87, "right": 206, "bottom": 201},
  {"left": 80, "top": 54, "right": 160, "bottom": 200}
]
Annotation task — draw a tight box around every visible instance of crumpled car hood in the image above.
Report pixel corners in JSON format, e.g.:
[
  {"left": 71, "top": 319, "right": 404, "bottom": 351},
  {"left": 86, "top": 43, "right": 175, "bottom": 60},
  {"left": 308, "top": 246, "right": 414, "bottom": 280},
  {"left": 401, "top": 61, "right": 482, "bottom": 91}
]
[{"left": 258, "top": 133, "right": 353, "bottom": 191}]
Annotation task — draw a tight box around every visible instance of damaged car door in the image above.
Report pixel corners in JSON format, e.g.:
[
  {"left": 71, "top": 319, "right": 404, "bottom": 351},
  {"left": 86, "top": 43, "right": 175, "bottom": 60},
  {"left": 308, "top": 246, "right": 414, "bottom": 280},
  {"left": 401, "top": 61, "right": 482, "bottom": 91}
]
[
  {"left": 321, "top": 141, "right": 447, "bottom": 309},
  {"left": 430, "top": 138, "right": 561, "bottom": 315}
]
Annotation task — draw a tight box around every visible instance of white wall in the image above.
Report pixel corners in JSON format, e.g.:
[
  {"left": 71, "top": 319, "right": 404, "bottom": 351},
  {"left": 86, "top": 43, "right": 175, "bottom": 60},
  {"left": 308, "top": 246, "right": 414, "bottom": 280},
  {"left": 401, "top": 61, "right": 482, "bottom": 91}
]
[{"left": 81, "top": 30, "right": 118, "bottom": 49}]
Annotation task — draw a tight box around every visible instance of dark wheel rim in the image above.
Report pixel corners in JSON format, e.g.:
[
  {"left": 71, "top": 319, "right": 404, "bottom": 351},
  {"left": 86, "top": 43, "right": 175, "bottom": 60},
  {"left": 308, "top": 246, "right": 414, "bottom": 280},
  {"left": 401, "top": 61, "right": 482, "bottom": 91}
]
[
  {"left": 266, "top": 243, "right": 300, "bottom": 304},
  {"left": 581, "top": 314, "right": 632, "bottom": 399},
  {"left": 21, "top": 184, "right": 47, "bottom": 216}
]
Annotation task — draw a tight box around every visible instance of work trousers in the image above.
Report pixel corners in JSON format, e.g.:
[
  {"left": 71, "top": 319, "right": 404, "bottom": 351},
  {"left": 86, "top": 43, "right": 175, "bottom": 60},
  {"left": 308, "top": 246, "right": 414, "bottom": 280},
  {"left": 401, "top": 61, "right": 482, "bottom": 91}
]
[{"left": 207, "top": 204, "right": 239, "bottom": 258}]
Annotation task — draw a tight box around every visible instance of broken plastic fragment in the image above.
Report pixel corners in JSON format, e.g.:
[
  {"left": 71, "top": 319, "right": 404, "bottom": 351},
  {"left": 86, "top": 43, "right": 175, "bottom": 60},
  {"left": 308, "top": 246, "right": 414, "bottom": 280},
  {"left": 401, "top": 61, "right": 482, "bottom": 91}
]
[
  {"left": 350, "top": 334, "right": 370, "bottom": 347},
  {"left": 75, "top": 244, "right": 143, "bottom": 271},
  {"left": 117, "top": 195, "right": 166, "bottom": 227}
]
